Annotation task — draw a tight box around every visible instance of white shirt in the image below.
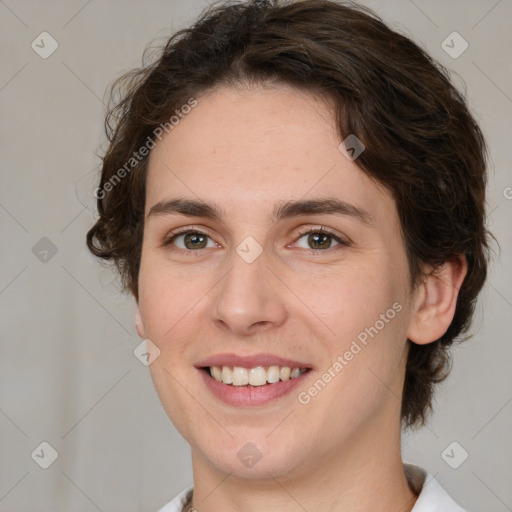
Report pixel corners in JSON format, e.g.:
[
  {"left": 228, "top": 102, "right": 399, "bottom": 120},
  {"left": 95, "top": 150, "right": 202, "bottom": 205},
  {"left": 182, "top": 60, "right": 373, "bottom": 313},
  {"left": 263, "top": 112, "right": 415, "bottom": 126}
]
[{"left": 156, "top": 463, "right": 468, "bottom": 512}]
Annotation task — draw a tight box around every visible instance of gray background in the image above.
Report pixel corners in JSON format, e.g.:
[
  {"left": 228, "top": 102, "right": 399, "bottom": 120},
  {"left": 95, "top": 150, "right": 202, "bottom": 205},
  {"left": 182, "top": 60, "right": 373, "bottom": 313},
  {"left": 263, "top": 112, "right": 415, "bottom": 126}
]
[{"left": 1, "top": 0, "right": 511, "bottom": 511}]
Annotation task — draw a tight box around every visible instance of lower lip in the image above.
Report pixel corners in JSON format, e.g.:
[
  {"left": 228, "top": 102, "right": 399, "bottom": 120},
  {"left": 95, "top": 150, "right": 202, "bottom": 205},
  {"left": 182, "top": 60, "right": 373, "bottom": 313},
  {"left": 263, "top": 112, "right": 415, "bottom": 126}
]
[{"left": 198, "top": 369, "right": 310, "bottom": 406}]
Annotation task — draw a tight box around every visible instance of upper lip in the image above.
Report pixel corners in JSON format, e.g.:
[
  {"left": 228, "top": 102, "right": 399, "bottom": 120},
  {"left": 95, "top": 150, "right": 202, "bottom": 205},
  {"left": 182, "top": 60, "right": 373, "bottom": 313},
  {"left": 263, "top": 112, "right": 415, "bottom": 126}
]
[{"left": 195, "top": 353, "right": 312, "bottom": 369}]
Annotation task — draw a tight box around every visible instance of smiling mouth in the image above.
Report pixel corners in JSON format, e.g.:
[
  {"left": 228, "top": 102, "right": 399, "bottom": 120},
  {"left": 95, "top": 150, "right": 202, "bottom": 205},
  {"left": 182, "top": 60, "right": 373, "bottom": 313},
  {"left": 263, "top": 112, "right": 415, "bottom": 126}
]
[{"left": 204, "top": 365, "right": 310, "bottom": 387}]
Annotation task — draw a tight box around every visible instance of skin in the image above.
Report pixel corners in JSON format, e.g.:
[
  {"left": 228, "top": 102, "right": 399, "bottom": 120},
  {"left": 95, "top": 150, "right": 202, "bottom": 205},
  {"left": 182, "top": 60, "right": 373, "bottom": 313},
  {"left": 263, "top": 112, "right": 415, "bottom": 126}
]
[{"left": 135, "top": 83, "right": 467, "bottom": 512}]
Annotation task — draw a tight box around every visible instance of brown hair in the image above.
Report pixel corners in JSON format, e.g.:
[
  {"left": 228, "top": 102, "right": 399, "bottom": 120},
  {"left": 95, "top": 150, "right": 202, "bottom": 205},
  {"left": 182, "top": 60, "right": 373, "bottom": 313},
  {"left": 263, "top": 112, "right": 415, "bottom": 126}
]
[{"left": 86, "top": 0, "right": 493, "bottom": 428}]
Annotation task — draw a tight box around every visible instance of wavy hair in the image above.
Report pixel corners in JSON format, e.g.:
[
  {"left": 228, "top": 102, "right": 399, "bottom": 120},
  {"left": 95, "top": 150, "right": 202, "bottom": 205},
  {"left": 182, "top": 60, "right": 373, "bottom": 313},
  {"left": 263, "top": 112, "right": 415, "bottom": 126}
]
[{"left": 87, "top": 0, "right": 493, "bottom": 428}]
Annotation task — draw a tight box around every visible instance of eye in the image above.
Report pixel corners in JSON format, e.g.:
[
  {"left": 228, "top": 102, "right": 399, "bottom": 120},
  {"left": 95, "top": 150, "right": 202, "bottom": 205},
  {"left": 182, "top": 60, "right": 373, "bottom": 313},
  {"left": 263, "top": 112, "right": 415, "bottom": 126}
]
[
  {"left": 163, "top": 229, "right": 218, "bottom": 251},
  {"left": 293, "top": 227, "right": 348, "bottom": 251},
  {"left": 162, "top": 226, "right": 349, "bottom": 254}
]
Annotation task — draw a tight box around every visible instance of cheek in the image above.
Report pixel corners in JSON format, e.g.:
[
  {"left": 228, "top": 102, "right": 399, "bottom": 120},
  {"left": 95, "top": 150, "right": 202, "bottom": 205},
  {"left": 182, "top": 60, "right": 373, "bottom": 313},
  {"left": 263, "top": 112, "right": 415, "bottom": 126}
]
[
  {"left": 292, "top": 258, "right": 402, "bottom": 341},
  {"left": 304, "top": 258, "right": 408, "bottom": 396},
  {"left": 137, "top": 258, "right": 201, "bottom": 344}
]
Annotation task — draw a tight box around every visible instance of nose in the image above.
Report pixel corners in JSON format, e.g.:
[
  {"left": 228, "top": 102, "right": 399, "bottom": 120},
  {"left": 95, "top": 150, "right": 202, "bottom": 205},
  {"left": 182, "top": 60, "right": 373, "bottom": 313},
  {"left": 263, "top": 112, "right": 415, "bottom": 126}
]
[{"left": 209, "top": 245, "right": 288, "bottom": 336}]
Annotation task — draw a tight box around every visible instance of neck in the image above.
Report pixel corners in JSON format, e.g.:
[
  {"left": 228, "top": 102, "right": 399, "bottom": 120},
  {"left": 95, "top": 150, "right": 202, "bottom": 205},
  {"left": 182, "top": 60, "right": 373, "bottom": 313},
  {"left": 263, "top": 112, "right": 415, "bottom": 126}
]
[{"left": 188, "top": 409, "right": 418, "bottom": 512}]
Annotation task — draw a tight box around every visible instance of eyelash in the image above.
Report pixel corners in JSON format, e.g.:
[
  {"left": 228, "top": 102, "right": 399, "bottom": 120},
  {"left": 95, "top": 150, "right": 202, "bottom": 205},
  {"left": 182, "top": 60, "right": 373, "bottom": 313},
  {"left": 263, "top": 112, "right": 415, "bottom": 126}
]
[{"left": 162, "top": 226, "right": 349, "bottom": 255}]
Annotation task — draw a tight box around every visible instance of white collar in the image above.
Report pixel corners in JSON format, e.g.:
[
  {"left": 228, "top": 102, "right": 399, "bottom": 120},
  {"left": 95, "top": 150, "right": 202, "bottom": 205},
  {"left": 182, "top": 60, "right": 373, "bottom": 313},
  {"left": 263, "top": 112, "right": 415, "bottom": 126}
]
[
  {"left": 156, "top": 463, "right": 467, "bottom": 512},
  {"left": 404, "top": 463, "right": 468, "bottom": 511}
]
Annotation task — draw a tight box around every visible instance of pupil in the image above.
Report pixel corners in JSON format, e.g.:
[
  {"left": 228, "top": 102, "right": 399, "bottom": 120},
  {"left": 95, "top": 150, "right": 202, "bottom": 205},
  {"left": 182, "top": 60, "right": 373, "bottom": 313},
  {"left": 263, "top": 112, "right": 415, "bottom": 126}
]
[
  {"left": 309, "top": 233, "right": 330, "bottom": 249},
  {"left": 185, "top": 233, "right": 206, "bottom": 249}
]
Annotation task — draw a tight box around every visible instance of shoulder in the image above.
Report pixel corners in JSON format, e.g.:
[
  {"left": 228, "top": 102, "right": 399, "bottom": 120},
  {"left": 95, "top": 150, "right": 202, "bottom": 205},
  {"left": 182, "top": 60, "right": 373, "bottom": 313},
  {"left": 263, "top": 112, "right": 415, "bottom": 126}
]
[
  {"left": 405, "top": 463, "right": 468, "bottom": 512},
  {"left": 156, "top": 466, "right": 469, "bottom": 512},
  {"left": 155, "top": 485, "right": 194, "bottom": 512}
]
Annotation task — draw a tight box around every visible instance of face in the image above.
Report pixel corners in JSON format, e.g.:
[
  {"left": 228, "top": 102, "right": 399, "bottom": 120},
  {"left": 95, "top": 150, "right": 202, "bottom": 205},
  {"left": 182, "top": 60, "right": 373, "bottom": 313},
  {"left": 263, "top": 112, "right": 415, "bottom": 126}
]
[{"left": 136, "top": 84, "right": 420, "bottom": 480}]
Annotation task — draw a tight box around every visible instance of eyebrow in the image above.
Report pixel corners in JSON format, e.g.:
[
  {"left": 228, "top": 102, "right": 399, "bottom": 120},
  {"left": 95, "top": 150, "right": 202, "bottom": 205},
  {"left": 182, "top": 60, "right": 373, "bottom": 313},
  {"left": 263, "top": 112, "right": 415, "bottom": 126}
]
[{"left": 147, "top": 197, "right": 374, "bottom": 225}]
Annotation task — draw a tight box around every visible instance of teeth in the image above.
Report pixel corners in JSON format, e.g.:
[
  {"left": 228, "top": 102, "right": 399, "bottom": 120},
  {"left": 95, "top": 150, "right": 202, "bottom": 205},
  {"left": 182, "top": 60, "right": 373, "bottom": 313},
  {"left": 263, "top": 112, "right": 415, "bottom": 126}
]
[
  {"left": 221, "top": 365, "right": 233, "bottom": 384},
  {"left": 267, "top": 365, "right": 280, "bottom": 383},
  {"left": 209, "top": 365, "right": 306, "bottom": 386},
  {"left": 290, "top": 368, "right": 302, "bottom": 379},
  {"left": 249, "top": 367, "right": 267, "bottom": 386},
  {"left": 280, "top": 367, "right": 291, "bottom": 381},
  {"left": 232, "top": 367, "right": 249, "bottom": 386},
  {"left": 211, "top": 366, "right": 222, "bottom": 381}
]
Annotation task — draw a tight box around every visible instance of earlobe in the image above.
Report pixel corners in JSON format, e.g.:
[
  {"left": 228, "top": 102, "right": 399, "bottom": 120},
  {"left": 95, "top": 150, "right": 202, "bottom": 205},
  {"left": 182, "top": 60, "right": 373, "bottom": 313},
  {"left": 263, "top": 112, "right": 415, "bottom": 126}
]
[
  {"left": 135, "top": 304, "right": 146, "bottom": 339},
  {"left": 407, "top": 255, "right": 468, "bottom": 345}
]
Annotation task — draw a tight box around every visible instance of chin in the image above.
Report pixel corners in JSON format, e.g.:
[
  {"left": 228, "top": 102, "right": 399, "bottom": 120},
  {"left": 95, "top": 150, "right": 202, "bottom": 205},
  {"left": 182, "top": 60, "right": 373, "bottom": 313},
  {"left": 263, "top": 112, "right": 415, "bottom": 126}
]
[
  {"left": 205, "top": 445, "right": 306, "bottom": 481},
  {"left": 188, "top": 428, "right": 313, "bottom": 481}
]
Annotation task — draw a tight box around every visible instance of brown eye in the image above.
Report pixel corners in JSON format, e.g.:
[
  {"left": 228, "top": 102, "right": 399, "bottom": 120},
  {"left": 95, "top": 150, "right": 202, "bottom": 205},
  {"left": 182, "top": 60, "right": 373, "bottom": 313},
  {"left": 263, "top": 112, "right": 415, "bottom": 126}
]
[
  {"left": 295, "top": 228, "right": 348, "bottom": 251},
  {"left": 182, "top": 232, "right": 208, "bottom": 249},
  {"left": 164, "top": 230, "right": 215, "bottom": 251},
  {"left": 306, "top": 232, "right": 333, "bottom": 250}
]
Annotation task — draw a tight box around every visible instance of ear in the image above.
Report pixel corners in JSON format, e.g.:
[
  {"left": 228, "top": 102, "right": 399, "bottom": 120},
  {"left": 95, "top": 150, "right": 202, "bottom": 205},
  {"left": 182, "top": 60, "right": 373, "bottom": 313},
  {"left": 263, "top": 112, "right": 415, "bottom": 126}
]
[
  {"left": 407, "top": 255, "right": 468, "bottom": 345},
  {"left": 135, "top": 303, "right": 146, "bottom": 339}
]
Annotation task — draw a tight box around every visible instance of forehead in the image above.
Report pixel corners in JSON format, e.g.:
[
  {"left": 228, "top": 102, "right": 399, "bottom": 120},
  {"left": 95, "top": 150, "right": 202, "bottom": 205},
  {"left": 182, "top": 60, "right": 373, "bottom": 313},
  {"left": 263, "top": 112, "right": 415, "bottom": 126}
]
[{"left": 145, "top": 84, "right": 395, "bottom": 226}]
